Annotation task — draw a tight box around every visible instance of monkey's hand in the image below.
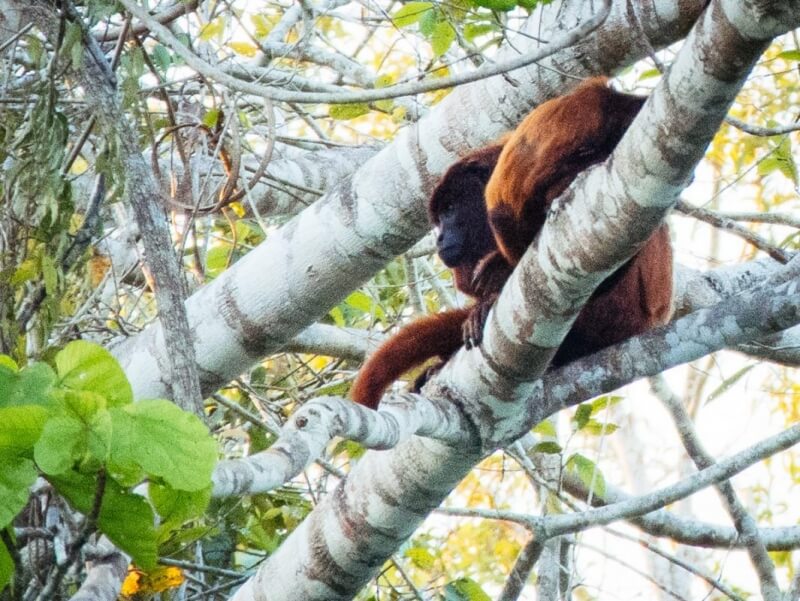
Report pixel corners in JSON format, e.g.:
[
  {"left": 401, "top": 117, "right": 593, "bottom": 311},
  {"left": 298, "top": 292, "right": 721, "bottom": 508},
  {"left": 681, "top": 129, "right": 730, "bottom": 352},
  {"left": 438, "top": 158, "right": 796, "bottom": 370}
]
[
  {"left": 471, "top": 251, "right": 513, "bottom": 298},
  {"left": 464, "top": 294, "right": 498, "bottom": 349}
]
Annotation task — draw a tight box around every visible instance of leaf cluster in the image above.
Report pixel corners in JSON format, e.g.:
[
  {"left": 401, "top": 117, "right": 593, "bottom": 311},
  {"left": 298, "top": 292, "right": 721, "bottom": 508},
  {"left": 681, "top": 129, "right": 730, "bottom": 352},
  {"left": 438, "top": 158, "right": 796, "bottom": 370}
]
[{"left": 0, "top": 341, "right": 217, "bottom": 591}]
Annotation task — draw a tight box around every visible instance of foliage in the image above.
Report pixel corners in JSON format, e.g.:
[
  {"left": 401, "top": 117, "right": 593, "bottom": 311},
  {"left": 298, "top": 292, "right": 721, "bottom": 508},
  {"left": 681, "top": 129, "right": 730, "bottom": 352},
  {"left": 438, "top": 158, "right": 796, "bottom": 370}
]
[
  {"left": 0, "top": 342, "right": 215, "bottom": 589},
  {"left": 1, "top": 0, "right": 799, "bottom": 598}
]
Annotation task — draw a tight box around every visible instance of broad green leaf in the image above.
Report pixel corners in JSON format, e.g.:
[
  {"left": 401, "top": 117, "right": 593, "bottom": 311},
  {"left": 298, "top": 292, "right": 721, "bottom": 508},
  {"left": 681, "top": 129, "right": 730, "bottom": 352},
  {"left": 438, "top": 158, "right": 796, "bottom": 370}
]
[
  {"left": 50, "top": 471, "right": 157, "bottom": 568},
  {"left": 329, "top": 103, "right": 370, "bottom": 120},
  {"left": 0, "top": 362, "right": 56, "bottom": 408},
  {"left": 0, "top": 406, "right": 48, "bottom": 453},
  {"left": 566, "top": 453, "right": 605, "bottom": 497},
  {"left": 404, "top": 546, "right": 436, "bottom": 569},
  {"left": 0, "top": 457, "right": 37, "bottom": 528},
  {"left": 391, "top": 2, "right": 434, "bottom": 27},
  {"left": 35, "top": 397, "right": 111, "bottom": 475},
  {"left": 35, "top": 416, "right": 84, "bottom": 475},
  {"left": 431, "top": 22, "right": 456, "bottom": 58},
  {"left": 532, "top": 441, "right": 562, "bottom": 454},
  {"left": 150, "top": 483, "right": 211, "bottom": 537},
  {"left": 109, "top": 400, "right": 216, "bottom": 491},
  {"left": 443, "top": 577, "right": 491, "bottom": 601},
  {"left": 55, "top": 340, "right": 132, "bottom": 407}
]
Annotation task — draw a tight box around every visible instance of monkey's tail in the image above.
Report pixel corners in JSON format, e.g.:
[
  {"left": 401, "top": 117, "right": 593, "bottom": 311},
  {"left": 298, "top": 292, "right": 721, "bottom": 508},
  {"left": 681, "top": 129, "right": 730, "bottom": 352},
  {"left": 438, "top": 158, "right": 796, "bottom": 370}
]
[{"left": 350, "top": 308, "right": 471, "bottom": 409}]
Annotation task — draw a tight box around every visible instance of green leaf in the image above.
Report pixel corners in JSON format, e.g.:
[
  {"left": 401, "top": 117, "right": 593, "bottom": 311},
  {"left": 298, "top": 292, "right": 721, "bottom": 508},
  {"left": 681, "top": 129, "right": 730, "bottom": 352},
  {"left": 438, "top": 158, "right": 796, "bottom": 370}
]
[
  {"left": 50, "top": 471, "right": 158, "bottom": 568},
  {"left": 580, "top": 421, "right": 619, "bottom": 436},
  {"left": 0, "top": 362, "right": 56, "bottom": 409},
  {"left": 572, "top": 403, "right": 592, "bottom": 430},
  {"left": 55, "top": 340, "right": 132, "bottom": 407},
  {"left": 109, "top": 400, "right": 216, "bottom": 491},
  {"left": 329, "top": 103, "right": 370, "bottom": 120},
  {"left": 0, "top": 457, "right": 37, "bottom": 528},
  {"left": 589, "top": 395, "right": 623, "bottom": 413},
  {"left": 35, "top": 417, "right": 84, "bottom": 475},
  {"left": 443, "top": 577, "right": 491, "bottom": 601},
  {"left": 532, "top": 441, "right": 562, "bottom": 454},
  {"left": 0, "top": 538, "right": 12, "bottom": 593},
  {"left": 473, "top": 0, "right": 516, "bottom": 11},
  {"left": 63, "top": 22, "right": 83, "bottom": 69},
  {"left": 34, "top": 397, "right": 111, "bottom": 475},
  {"left": 344, "top": 290, "right": 385, "bottom": 319},
  {"left": 391, "top": 2, "right": 434, "bottom": 27},
  {"left": 404, "top": 546, "right": 436, "bottom": 569},
  {"left": 41, "top": 254, "right": 58, "bottom": 295},
  {"left": 566, "top": 453, "right": 605, "bottom": 497},
  {"left": 532, "top": 419, "right": 556, "bottom": 437},
  {"left": 0, "top": 406, "right": 48, "bottom": 454},
  {"left": 463, "top": 23, "right": 495, "bottom": 42},
  {"left": 151, "top": 44, "right": 172, "bottom": 73},
  {"left": 777, "top": 50, "right": 800, "bottom": 62},
  {"left": 418, "top": 8, "right": 438, "bottom": 36},
  {"left": 329, "top": 305, "right": 345, "bottom": 327},
  {"left": 150, "top": 483, "right": 211, "bottom": 537},
  {"left": 705, "top": 365, "right": 754, "bottom": 404},
  {"left": 430, "top": 22, "right": 456, "bottom": 58},
  {"left": 758, "top": 137, "right": 798, "bottom": 184},
  {"left": 202, "top": 108, "right": 222, "bottom": 128}
]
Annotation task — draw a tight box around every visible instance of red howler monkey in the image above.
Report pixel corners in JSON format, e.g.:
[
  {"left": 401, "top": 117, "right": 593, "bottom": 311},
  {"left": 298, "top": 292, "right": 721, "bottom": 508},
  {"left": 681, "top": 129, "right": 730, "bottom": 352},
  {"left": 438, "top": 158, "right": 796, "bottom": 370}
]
[
  {"left": 349, "top": 145, "right": 504, "bottom": 409},
  {"left": 350, "top": 78, "right": 673, "bottom": 409}
]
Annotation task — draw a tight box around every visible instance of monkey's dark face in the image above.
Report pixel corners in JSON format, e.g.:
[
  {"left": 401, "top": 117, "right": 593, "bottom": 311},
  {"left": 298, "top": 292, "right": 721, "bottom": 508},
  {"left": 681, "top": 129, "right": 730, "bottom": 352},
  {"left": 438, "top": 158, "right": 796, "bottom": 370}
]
[{"left": 431, "top": 168, "right": 496, "bottom": 269}]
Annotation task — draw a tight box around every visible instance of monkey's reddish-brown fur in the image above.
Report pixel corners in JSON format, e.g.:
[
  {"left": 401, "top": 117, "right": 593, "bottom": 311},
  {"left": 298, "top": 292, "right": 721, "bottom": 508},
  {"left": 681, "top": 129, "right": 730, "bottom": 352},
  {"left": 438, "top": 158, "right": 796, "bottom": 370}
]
[
  {"left": 350, "top": 145, "right": 503, "bottom": 409},
  {"left": 485, "top": 77, "right": 651, "bottom": 265},
  {"left": 351, "top": 78, "right": 673, "bottom": 409},
  {"left": 349, "top": 308, "right": 471, "bottom": 410}
]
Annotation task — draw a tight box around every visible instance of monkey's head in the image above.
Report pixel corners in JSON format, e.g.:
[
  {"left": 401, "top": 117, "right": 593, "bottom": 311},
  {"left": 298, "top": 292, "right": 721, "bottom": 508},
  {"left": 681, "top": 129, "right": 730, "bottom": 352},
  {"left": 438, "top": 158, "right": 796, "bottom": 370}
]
[{"left": 428, "top": 145, "right": 503, "bottom": 269}]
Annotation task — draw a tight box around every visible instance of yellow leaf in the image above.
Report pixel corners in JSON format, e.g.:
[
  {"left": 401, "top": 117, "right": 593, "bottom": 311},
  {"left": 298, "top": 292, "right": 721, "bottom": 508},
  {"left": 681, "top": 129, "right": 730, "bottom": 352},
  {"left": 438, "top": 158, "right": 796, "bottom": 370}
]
[
  {"left": 121, "top": 565, "right": 184, "bottom": 596},
  {"left": 199, "top": 17, "right": 225, "bottom": 41},
  {"left": 120, "top": 567, "right": 143, "bottom": 596},
  {"left": 228, "top": 42, "right": 259, "bottom": 57},
  {"left": 69, "top": 156, "right": 89, "bottom": 175},
  {"left": 251, "top": 13, "right": 277, "bottom": 38}
]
